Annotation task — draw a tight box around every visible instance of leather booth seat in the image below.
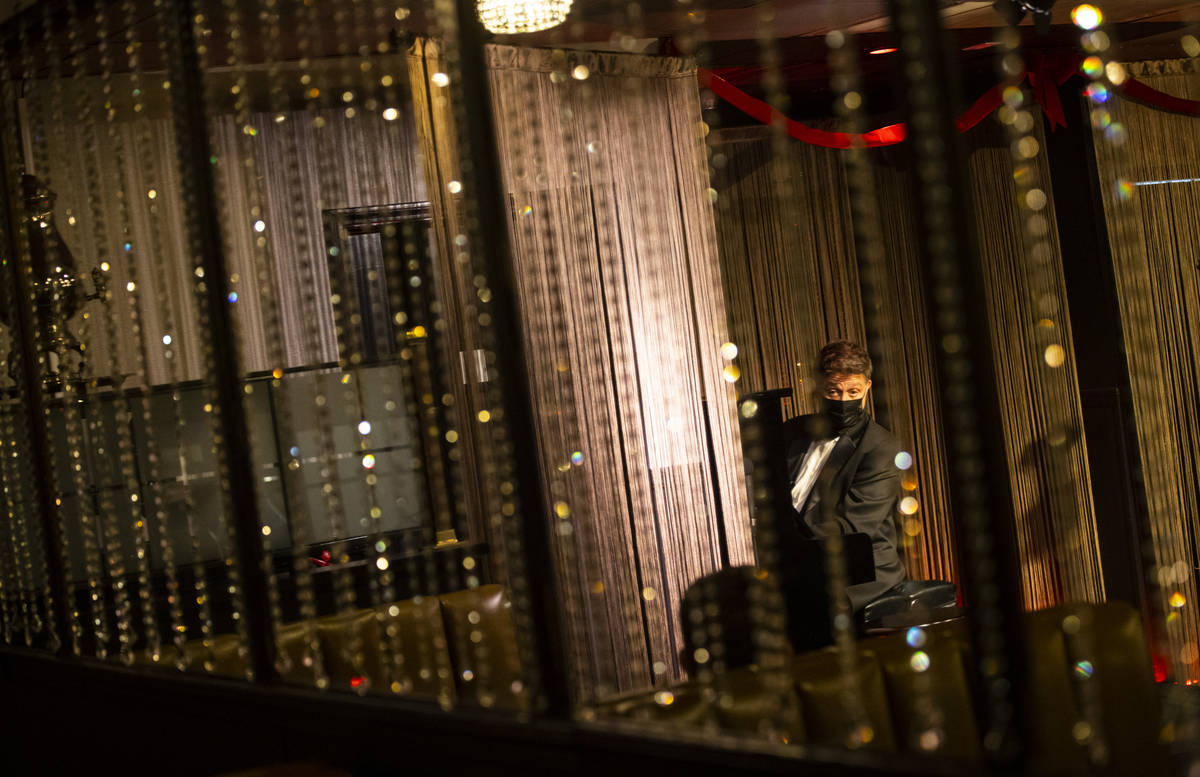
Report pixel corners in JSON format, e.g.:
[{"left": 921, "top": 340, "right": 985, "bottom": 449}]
[
  {"left": 596, "top": 666, "right": 805, "bottom": 744},
  {"left": 135, "top": 584, "right": 527, "bottom": 711},
  {"left": 438, "top": 585, "right": 528, "bottom": 710},
  {"left": 600, "top": 600, "right": 1170, "bottom": 774},
  {"left": 132, "top": 632, "right": 247, "bottom": 677}
]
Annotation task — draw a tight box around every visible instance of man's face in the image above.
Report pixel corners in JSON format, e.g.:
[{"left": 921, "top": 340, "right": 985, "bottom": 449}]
[{"left": 822, "top": 373, "right": 871, "bottom": 406}]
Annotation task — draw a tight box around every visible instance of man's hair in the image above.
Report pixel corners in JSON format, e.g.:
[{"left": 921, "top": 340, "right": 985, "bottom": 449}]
[{"left": 818, "top": 340, "right": 873, "bottom": 379}]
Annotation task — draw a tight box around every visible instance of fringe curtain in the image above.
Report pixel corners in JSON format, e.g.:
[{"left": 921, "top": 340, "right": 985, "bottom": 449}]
[
  {"left": 710, "top": 126, "right": 956, "bottom": 585},
  {"left": 1093, "top": 58, "right": 1200, "bottom": 679},
  {"left": 25, "top": 77, "right": 426, "bottom": 384},
  {"left": 409, "top": 40, "right": 752, "bottom": 700},
  {"left": 965, "top": 120, "right": 1103, "bottom": 608},
  {"left": 712, "top": 116, "right": 1104, "bottom": 607}
]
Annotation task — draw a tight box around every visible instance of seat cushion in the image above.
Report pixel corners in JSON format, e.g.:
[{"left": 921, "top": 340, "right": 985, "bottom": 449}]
[
  {"left": 791, "top": 646, "right": 898, "bottom": 752},
  {"left": 275, "top": 621, "right": 321, "bottom": 684},
  {"left": 597, "top": 671, "right": 805, "bottom": 744},
  {"left": 381, "top": 596, "right": 455, "bottom": 700},
  {"left": 278, "top": 599, "right": 455, "bottom": 699},
  {"left": 135, "top": 633, "right": 247, "bottom": 677},
  {"left": 1025, "top": 601, "right": 1170, "bottom": 776},
  {"left": 438, "top": 585, "right": 528, "bottom": 710},
  {"left": 866, "top": 624, "right": 982, "bottom": 761},
  {"left": 314, "top": 608, "right": 384, "bottom": 691},
  {"left": 599, "top": 683, "right": 711, "bottom": 727}
]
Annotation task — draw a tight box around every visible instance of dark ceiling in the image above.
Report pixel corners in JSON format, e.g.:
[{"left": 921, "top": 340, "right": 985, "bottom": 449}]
[{"left": 2, "top": 0, "right": 1198, "bottom": 118}]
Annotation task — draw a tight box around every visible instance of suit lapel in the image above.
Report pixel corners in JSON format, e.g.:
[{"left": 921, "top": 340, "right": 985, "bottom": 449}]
[
  {"left": 785, "top": 423, "right": 815, "bottom": 485},
  {"left": 800, "top": 421, "right": 872, "bottom": 523}
]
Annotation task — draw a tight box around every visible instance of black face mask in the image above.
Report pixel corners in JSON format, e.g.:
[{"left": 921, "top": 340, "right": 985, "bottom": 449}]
[{"left": 820, "top": 397, "right": 866, "bottom": 436}]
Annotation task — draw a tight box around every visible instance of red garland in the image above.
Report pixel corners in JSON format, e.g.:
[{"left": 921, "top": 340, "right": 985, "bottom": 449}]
[
  {"left": 699, "top": 53, "right": 1200, "bottom": 149},
  {"left": 1119, "top": 77, "right": 1200, "bottom": 116}
]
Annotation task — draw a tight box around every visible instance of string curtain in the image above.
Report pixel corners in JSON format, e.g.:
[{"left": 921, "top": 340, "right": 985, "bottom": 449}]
[
  {"left": 710, "top": 125, "right": 956, "bottom": 584},
  {"left": 1093, "top": 58, "right": 1200, "bottom": 681},
  {"left": 964, "top": 120, "right": 1103, "bottom": 608},
  {"left": 409, "top": 40, "right": 753, "bottom": 700},
  {"left": 711, "top": 115, "right": 1104, "bottom": 606},
  {"left": 23, "top": 70, "right": 427, "bottom": 384}
]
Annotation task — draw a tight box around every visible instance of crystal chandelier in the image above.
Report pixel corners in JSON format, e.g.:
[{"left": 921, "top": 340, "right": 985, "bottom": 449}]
[{"left": 476, "top": 0, "right": 572, "bottom": 34}]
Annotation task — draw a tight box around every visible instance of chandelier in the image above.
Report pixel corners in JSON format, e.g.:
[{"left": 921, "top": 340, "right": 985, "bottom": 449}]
[{"left": 476, "top": 0, "right": 572, "bottom": 34}]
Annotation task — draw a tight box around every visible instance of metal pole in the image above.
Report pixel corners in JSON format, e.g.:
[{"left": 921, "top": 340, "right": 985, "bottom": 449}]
[
  {"left": 160, "top": 0, "right": 274, "bottom": 683},
  {"left": 887, "top": 0, "right": 1030, "bottom": 770},
  {"left": 450, "top": 0, "right": 573, "bottom": 717},
  {"left": 0, "top": 134, "right": 73, "bottom": 656}
]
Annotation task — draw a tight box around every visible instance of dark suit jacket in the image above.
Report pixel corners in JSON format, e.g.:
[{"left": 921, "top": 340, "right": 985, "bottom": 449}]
[{"left": 782, "top": 413, "right": 906, "bottom": 610}]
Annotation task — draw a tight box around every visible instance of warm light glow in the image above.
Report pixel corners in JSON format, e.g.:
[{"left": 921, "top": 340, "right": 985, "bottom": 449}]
[
  {"left": 868, "top": 47, "right": 898, "bottom": 55},
  {"left": 477, "top": 0, "right": 572, "bottom": 34},
  {"left": 1071, "top": 4, "right": 1102, "bottom": 30}
]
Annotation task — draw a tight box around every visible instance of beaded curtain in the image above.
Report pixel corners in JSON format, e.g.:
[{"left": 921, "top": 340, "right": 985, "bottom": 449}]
[
  {"left": 1093, "top": 59, "right": 1200, "bottom": 682},
  {"left": 411, "top": 40, "right": 752, "bottom": 699},
  {"left": 0, "top": 4, "right": 256, "bottom": 667},
  {"left": 711, "top": 117, "right": 1103, "bottom": 608},
  {"left": 23, "top": 75, "right": 427, "bottom": 384},
  {"left": 5, "top": 5, "right": 533, "bottom": 704}
]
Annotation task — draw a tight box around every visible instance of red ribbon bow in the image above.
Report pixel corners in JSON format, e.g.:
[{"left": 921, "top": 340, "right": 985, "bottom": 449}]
[{"left": 699, "top": 52, "right": 1081, "bottom": 149}]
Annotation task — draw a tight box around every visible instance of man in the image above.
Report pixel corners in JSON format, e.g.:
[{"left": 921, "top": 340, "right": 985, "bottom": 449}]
[{"left": 782, "top": 339, "right": 905, "bottom": 611}]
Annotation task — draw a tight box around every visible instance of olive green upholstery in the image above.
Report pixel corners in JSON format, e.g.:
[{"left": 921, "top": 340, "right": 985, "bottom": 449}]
[
  {"left": 275, "top": 621, "right": 319, "bottom": 684},
  {"left": 130, "top": 588, "right": 519, "bottom": 707},
  {"left": 599, "top": 599, "right": 1169, "bottom": 774},
  {"left": 313, "top": 608, "right": 385, "bottom": 691},
  {"left": 869, "top": 623, "right": 981, "bottom": 761},
  {"left": 599, "top": 683, "right": 711, "bottom": 727},
  {"left": 382, "top": 595, "right": 456, "bottom": 699},
  {"left": 1024, "top": 602, "right": 1171, "bottom": 776},
  {"left": 438, "top": 585, "right": 528, "bottom": 710},
  {"left": 134, "top": 633, "right": 247, "bottom": 677},
  {"left": 711, "top": 666, "right": 806, "bottom": 742},
  {"left": 595, "top": 668, "right": 804, "bottom": 744},
  {"left": 791, "top": 644, "right": 898, "bottom": 752}
]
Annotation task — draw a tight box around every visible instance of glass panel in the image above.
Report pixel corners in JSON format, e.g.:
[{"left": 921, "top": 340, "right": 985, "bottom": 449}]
[{"left": 0, "top": 0, "right": 1193, "bottom": 771}]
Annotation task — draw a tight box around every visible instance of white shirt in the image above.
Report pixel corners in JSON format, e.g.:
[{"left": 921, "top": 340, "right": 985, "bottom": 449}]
[{"left": 791, "top": 437, "right": 840, "bottom": 513}]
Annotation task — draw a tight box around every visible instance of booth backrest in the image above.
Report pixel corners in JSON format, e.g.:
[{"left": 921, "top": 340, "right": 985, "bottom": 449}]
[
  {"left": 438, "top": 584, "right": 528, "bottom": 711},
  {"left": 790, "top": 644, "right": 899, "bottom": 752},
  {"left": 863, "top": 619, "right": 980, "bottom": 761},
  {"left": 134, "top": 586, "right": 523, "bottom": 710},
  {"left": 600, "top": 600, "right": 1169, "bottom": 774},
  {"left": 1024, "top": 602, "right": 1170, "bottom": 776},
  {"left": 313, "top": 608, "right": 385, "bottom": 691}
]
